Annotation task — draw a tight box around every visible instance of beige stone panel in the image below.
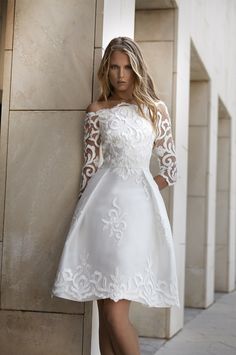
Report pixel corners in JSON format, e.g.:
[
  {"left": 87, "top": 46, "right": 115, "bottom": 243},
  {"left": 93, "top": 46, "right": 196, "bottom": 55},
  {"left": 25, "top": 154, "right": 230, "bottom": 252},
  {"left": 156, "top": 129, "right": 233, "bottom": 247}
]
[
  {"left": 189, "top": 82, "right": 209, "bottom": 126},
  {"left": 2, "top": 110, "right": 86, "bottom": 313},
  {"left": 205, "top": 245, "right": 215, "bottom": 304},
  {"left": 169, "top": 243, "right": 185, "bottom": 337},
  {"left": 215, "top": 190, "right": 229, "bottom": 245},
  {"left": 93, "top": 47, "right": 103, "bottom": 101},
  {"left": 185, "top": 267, "right": 205, "bottom": 308},
  {"left": 83, "top": 302, "right": 93, "bottom": 355},
  {"left": 95, "top": 0, "right": 104, "bottom": 48},
  {"left": 135, "top": 9, "right": 174, "bottom": 41},
  {"left": 0, "top": 0, "right": 7, "bottom": 80},
  {"left": 215, "top": 244, "right": 228, "bottom": 291},
  {"left": 228, "top": 261, "right": 235, "bottom": 292},
  {"left": 187, "top": 126, "right": 208, "bottom": 196},
  {"left": 5, "top": 0, "right": 15, "bottom": 50},
  {"left": 218, "top": 117, "right": 230, "bottom": 137},
  {"left": 0, "top": 242, "right": 2, "bottom": 302},
  {"left": 206, "top": 242, "right": 215, "bottom": 270},
  {"left": 172, "top": 9, "right": 178, "bottom": 74},
  {"left": 136, "top": 0, "right": 174, "bottom": 9},
  {"left": 186, "top": 196, "right": 206, "bottom": 269},
  {"left": 0, "top": 50, "right": 12, "bottom": 240},
  {"left": 217, "top": 137, "right": 230, "bottom": 191},
  {"left": 0, "top": 310, "right": 83, "bottom": 355},
  {"left": 137, "top": 41, "right": 173, "bottom": 108},
  {"left": 130, "top": 302, "right": 167, "bottom": 337},
  {"left": 11, "top": 0, "right": 96, "bottom": 110},
  {"left": 205, "top": 264, "right": 214, "bottom": 307}
]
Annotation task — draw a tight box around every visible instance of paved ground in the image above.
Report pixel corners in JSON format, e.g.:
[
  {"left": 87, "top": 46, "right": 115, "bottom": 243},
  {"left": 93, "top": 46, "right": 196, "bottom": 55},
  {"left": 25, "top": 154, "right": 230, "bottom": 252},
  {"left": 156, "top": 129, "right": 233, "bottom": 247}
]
[{"left": 139, "top": 290, "right": 236, "bottom": 355}]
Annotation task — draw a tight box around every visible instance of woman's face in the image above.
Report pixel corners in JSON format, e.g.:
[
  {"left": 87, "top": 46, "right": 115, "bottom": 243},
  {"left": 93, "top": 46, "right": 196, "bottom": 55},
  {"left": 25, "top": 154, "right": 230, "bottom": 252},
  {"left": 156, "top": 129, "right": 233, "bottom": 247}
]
[{"left": 108, "top": 50, "right": 135, "bottom": 96}]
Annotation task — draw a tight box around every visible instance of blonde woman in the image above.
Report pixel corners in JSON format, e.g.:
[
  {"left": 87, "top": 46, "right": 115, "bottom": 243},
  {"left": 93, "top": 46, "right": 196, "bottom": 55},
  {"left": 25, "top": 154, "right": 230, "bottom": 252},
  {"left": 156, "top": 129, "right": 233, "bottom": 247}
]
[{"left": 51, "top": 37, "right": 179, "bottom": 355}]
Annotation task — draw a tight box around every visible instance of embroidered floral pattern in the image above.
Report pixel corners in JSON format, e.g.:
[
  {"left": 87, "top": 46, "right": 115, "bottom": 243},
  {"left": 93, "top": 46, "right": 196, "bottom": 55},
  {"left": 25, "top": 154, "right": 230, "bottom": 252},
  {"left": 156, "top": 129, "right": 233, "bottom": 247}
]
[
  {"left": 101, "top": 197, "right": 127, "bottom": 244},
  {"left": 153, "top": 101, "right": 177, "bottom": 185},
  {"left": 52, "top": 102, "right": 180, "bottom": 309},
  {"left": 78, "top": 102, "right": 177, "bottom": 191},
  {"left": 98, "top": 104, "right": 155, "bottom": 180},
  {"left": 78, "top": 113, "right": 101, "bottom": 200},
  {"left": 51, "top": 251, "right": 179, "bottom": 308}
]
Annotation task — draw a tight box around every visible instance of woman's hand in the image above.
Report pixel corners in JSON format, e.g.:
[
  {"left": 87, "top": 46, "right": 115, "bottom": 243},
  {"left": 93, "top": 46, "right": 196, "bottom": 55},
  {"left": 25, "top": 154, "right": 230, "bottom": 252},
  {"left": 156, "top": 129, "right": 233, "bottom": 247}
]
[{"left": 154, "top": 175, "right": 168, "bottom": 190}]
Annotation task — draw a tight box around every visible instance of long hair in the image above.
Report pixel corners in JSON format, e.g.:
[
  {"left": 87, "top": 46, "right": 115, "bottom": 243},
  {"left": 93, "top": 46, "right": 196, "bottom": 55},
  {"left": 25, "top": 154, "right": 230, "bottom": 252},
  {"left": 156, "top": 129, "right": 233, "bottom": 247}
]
[{"left": 97, "top": 36, "right": 160, "bottom": 128}]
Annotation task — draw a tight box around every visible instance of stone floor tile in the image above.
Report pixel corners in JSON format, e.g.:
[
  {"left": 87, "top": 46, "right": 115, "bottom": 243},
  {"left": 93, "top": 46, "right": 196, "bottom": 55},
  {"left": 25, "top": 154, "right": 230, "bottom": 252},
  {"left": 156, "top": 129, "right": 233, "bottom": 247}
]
[{"left": 139, "top": 289, "right": 236, "bottom": 355}]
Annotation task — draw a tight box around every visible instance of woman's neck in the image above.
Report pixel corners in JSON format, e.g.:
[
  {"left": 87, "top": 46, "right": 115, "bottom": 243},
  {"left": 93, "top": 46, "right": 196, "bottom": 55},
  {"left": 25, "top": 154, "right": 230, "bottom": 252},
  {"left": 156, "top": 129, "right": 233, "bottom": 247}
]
[{"left": 109, "top": 93, "right": 134, "bottom": 103}]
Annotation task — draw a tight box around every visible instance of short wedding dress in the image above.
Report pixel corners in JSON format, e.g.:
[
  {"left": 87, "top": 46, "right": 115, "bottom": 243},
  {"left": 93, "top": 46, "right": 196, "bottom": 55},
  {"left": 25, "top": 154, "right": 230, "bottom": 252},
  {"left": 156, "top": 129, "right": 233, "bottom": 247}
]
[{"left": 51, "top": 100, "right": 180, "bottom": 308}]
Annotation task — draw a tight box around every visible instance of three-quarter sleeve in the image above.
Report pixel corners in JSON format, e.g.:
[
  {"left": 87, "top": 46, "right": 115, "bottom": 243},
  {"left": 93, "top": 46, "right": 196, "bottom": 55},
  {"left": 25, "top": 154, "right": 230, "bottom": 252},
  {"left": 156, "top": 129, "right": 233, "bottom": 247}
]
[
  {"left": 78, "top": 112, "right": 101, "bottom": 200},
  {"left": 153, "top": 101, "right": 177, "bottom": 186}
]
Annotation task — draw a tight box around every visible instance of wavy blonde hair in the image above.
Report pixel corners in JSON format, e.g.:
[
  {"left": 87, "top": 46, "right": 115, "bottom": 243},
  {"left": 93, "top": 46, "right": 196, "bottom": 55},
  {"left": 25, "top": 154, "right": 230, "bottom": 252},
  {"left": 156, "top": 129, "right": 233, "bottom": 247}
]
[{"left": 97, "top": 36, "right": 160, "bottom": 128}]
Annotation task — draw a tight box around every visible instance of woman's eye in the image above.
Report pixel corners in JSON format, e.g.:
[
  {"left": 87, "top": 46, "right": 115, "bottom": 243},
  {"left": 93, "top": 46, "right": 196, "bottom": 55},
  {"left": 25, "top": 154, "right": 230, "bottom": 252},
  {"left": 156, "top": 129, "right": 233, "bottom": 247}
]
[{"left": 110, "top": 65, "right": 118, "bottom": 69}]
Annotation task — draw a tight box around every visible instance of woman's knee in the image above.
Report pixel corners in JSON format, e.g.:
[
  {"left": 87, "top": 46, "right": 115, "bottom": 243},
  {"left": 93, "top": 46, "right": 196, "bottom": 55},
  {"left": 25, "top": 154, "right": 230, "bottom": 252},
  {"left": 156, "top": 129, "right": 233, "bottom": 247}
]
[{"left": 101, "top": 299, "right": 130, "bottom": 329}]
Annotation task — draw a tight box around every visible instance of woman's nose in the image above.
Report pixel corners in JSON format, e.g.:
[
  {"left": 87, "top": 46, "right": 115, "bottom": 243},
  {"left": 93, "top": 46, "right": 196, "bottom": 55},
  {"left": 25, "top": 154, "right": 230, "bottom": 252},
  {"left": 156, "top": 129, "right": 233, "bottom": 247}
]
[{"left": 119, "top": 68, "right": 124, "bottom": 78}]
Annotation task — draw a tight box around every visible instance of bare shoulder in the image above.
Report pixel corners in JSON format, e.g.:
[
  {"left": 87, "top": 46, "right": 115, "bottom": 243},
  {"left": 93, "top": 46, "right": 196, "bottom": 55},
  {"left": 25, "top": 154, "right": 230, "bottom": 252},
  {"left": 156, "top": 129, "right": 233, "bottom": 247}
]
[
  {"left": 155, "top": 100, "right": 169, "bottom": 114},
  {"left": 86, "top": 101, "right": 106, "bottom": 113},
  {"left": 155, "top": 99, "right": 166, "bottom": 108}
]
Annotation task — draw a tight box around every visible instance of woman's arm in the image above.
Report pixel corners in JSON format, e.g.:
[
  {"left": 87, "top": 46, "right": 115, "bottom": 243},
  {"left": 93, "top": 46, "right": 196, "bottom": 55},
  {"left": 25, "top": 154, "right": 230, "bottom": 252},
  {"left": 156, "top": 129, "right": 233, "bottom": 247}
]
[
  {"left": 153, "top": 101, "right": 177, "bottom": 190},
  {"left": 78, "top": 109, "right": 101, "bottom": 200}
]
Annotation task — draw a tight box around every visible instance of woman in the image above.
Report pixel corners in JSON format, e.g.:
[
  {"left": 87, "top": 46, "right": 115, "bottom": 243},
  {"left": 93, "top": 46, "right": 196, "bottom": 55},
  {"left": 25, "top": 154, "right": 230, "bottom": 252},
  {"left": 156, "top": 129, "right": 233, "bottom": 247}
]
[{"left": 51, "top": 36, "right": 179, "bottom": 355}]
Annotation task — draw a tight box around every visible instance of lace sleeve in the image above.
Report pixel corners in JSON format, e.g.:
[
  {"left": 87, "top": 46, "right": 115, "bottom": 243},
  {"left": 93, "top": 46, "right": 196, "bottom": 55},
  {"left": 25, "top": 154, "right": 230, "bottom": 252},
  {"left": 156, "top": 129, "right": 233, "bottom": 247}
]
[
  {"left": 153, "top": 101, "right": 177, "bottom": 186},
  {"left": 78, "top": 112, "right": 101, "bottom": 200}
]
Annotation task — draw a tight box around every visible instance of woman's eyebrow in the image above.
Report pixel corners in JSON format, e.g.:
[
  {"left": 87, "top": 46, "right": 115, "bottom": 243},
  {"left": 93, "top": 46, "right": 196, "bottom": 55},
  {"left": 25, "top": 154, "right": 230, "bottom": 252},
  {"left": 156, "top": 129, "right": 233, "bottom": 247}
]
[{"left": 110, "top": 63, "right": 131, "bottom": 66}]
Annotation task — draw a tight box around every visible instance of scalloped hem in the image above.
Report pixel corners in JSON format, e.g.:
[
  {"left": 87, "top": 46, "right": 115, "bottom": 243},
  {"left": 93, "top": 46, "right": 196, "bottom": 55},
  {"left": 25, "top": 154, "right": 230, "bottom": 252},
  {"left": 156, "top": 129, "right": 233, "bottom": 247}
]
[{"left": 51, "top": 290, "right": 180, "bottom": 309}]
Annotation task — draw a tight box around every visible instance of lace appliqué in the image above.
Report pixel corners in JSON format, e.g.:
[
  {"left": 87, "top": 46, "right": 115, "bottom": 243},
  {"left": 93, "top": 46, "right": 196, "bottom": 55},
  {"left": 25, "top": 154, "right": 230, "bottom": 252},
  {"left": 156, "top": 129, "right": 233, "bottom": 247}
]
[
  {"left": 78, "top": 112, "right": 101, "bottom": 200},
  {"left": 153, "top": 101, "right": 177, "bottom": 186},
  {"left": 51, "top": 252, "right": 179, "bottom": 308},
  {"left": 99, "top": 105, "right": 155, "bottom": 180},
  {"left": 101, "top": 197, "right": 127, "bottom": 244}
]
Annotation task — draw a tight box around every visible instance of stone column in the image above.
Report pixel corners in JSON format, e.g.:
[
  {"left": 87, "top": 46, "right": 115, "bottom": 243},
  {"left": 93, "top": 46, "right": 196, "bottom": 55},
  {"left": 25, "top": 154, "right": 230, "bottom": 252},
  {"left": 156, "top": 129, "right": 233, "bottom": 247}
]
[
  {"left": 185, "top": 80, "right": 213, "bottom": 308},
  {"left": 215, "top": 99, "right": 235, "bottom": 292},
  {"left": 130, "top": 6, "right": 183, "bottom": 338}
]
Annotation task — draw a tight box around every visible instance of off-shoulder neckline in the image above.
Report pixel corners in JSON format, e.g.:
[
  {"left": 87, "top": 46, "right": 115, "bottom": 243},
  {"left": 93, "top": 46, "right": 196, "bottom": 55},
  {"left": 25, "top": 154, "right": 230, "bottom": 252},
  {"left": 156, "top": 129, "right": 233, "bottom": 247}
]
[
  {"left": 86, "top": 102, "right": 138, "bottom": 116},
  {"left": 85, "top": 100, "right": 165, "bottom": 116}
]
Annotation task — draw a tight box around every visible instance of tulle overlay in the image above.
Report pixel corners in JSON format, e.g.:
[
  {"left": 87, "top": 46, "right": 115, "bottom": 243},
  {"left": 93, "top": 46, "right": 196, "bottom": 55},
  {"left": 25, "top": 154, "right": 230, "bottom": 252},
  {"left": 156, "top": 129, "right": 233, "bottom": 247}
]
[{"left": 51, "top": 101, "right": 180, "bottom": 308}]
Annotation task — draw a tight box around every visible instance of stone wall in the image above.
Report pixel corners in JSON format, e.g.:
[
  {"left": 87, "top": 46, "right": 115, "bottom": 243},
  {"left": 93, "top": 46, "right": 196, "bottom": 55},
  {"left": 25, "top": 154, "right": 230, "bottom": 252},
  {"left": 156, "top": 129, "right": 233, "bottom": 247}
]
[{"left": 0, "top": 1, "right": 102, "bottom": 354}]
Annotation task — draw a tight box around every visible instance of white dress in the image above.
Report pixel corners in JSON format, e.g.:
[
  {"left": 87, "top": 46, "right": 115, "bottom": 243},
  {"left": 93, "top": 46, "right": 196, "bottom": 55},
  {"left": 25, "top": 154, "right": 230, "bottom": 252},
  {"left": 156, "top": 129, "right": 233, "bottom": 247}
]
[{"left": 51, "top": 100, "right": 180, "bottom": 308}]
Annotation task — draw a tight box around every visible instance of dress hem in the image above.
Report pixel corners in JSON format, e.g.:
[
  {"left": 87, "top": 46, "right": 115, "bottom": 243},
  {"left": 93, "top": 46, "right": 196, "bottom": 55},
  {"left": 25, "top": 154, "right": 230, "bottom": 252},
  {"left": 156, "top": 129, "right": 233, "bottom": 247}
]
[{"left": 51, "top": 291, "right": 180, "bottom": 309}]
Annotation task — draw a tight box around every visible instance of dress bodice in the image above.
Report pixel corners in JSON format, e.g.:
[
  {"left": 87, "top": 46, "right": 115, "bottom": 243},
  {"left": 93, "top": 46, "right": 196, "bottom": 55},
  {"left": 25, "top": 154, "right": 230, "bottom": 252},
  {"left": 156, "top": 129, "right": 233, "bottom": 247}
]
[
  {"left": 78, "top": 101, "right": 177, "bottom": 199},
  {"left": 98, "top": 103, "right": 155, "bottom": 174}
]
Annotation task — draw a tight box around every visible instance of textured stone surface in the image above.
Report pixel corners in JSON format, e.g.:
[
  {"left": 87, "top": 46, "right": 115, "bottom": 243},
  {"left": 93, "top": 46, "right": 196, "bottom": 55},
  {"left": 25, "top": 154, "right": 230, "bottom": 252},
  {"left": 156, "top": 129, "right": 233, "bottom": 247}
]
[
  {"left": 137, "top": 41, "right": 173, "bottom": 109},
  {"left": 153, "top": 291, "right": 236, "bottom": 355},
  {"left": 139, "top": 291, "right": 236, "bottom": 355},
  {"left": 186, "top": 196, "right": 206, "bottom": 268},
  {"left": 130, "top": 302, "right": 168, "bottom": 338},
  {"left": 0, "top": 51, "right": 12, "bottom": 240},
  {"left": 11, "top": 0, "right": 95, "bottom": 109},
  {"left": 5, "top": 0, "right": 14, "bottom": 50},
  {"left": 135, "top": 9, "right": 174, "bottom": 41},
  {"left": 1, "top": 110, "right": 85, "bottom": 313},
  {"left": 187, "top": 126, "right": 208, "bottom": 196},
  {"left": 185, "top": 268, "right": 205, "bottom": 308},
  {"left": 189, "top": 82, "right": 209, "bottom": 126},
  {"left": 0, "top": 310, "right": 83, "bottom": 355},
  {"left": 0, "top": 242, "right": 2, "bottom": 303}
]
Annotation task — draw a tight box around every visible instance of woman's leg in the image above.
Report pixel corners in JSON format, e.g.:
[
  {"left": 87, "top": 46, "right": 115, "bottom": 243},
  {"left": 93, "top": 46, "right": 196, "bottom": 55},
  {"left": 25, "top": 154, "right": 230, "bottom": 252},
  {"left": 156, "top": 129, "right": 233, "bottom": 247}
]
[
  {"left": 101, "top": 298, "right": 141, "bottom": 355},
  {"left": 97, "top": 299, "right": 116, "bottom": 355}
]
